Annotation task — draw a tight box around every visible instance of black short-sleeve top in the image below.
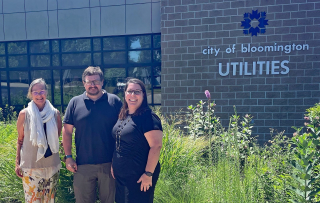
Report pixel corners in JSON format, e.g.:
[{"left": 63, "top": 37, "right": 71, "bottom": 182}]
[
  {"left": 112, "top": 110, "right": 162, "bottom": 178},
  {"left": 63, "top": 91, "right": 122, "bottom": 165}
]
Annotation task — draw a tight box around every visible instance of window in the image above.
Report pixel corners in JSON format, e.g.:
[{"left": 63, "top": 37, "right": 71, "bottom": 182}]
[{"left": 0, "top": 33, "right": 161, "bottom": 111}]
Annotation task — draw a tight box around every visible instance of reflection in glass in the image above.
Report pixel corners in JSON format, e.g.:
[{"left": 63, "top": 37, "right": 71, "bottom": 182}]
[
  {"left": 52, "top": 40, "right": 59, "bottom": 52},
  {"left": 104, "top": 68, "right": 126, "bottom": 100},
  {"left": 54, "top": 105, "right": 62, "bottom": 113},
  {"left": 153, "top": 35, "right": 161, "bottom": 48},
  {"left": 93, "top": 38, "right": 101, "bottom": 51},
  {"left": 153, "top": 50, "right": 161, "bottom": 63},
  {"left": 103, "top": 37, "right": 125, "bottom": 50},
  {"left": 30, "top": 41, "right": 49, "bottom": 53},
  {"left": 31, "top": 70, "right": 52, "bottom": 101},
  {"left": 1, "top": 71, "right": 8, "bottom": 105},
  {"left": 62, "top": 69, "right": 85, "bottom": 105},
  {"left": 153, "top": 66, "right": 161, "bottom": 86},
  {"left": 0, "top": 43, "right": 5, "bottom": 55},
  {"left": 153, "top": 88, "right": 161, "bottom": 104},
  {"left": 9, "top": 71, "right": 29, "bottom": 105},
  {"left": 62, "top": 53, "right": 91, "bottom": 66},
  {"left": 93, "top": 53, "right": 101, "bottom": 65},
  {"left": 9, "top": 55, "right": 28, "bottom": 68},
  {"left": 8, "top": 42, "right": 27, "bottom": 54},
  {"left": 61, "top": 39, "right": 91, "bottom": 52},
  {"left": 128, "top": 50, "right": 151, "bottom": 63},
  {"left": 128, "top": 66, "right": 151, "bottom": 103},
  {"left": 53, "top": 70, "right": 61, "bottom": 105},
  {"left": 31, "top": 55, "right": 50, "bottom": 67},
  {"left": 103, "top": 52, "right": 126, "bottom": 64},
  {"left": 129, "top": 35, "right": 151, "bottom": 49},
  {"left": 52, "top": 54, "right": 60, "bottom": 66},
  {"left": 0, "top": 57, "right": 6, "bottom": 68}
]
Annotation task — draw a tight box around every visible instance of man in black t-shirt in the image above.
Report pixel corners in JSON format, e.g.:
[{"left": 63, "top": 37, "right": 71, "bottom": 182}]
[{"left": 62, "top": 66, "right": 122, "bottom": 203}]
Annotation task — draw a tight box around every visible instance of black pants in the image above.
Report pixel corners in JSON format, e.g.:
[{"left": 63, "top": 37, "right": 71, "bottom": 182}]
[{"left": 115, "top": 163, "right": 160, "bottom": 203}]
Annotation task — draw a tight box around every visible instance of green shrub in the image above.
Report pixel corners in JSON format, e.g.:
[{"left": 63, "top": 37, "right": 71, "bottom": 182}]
[{"left": 1, "top": 102, "right": 320, "bottom": 202}]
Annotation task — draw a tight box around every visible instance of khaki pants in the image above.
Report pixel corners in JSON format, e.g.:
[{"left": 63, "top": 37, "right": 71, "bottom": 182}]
[{"left": 73, "top": 163, "right": 115, "bottom": 203}]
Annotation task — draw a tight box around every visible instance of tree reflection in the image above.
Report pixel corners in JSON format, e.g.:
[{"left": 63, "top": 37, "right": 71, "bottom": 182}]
[{"left": 104, "top": 68, "right": 126, "bottom": 100}]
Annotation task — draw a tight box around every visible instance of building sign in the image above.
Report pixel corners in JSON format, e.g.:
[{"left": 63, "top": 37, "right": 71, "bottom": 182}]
[{"left": 202, "top": 10, "right": 310, "bottom": 77}]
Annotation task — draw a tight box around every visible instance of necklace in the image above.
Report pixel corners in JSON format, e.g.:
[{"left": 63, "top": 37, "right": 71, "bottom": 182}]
[{"left": 115, "top": 115, "right": 131, "bottom": 153}]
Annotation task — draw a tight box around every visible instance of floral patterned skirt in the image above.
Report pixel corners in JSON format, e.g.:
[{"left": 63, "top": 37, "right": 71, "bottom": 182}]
[{"left": 22, "top": 170, "right": 59, "bottom": 203}]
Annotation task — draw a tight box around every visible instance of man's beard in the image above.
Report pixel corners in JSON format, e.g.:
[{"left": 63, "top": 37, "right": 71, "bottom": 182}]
[{"left": 87, "top": 87, "right": 100, "bottom": 96}]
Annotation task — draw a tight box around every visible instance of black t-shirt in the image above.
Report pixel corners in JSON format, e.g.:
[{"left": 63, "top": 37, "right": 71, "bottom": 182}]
[
  {"left": 63, "top": 91, "right": 122, "bottom": 165},
  {"left": 112, "top": 110, "right": 162, "bottom": 179}
]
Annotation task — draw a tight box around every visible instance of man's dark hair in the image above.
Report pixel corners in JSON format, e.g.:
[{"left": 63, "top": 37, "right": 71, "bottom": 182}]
[{"left": 82, "top": 66, "right": 104, "bottom": 81}]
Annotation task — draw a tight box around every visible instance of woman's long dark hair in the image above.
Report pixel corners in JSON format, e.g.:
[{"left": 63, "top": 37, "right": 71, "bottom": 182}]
[{"left": 118, "top": 78, "right": 151, "bottom": 120}]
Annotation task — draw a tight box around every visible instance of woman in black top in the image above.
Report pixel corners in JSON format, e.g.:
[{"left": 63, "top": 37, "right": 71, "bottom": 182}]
[{"left": 111, "top": 78, "right": 163, "bottom": 203}]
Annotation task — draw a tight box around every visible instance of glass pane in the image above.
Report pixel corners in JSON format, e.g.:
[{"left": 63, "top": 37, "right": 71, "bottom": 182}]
[
  {"left": 62, "top": 69, "right": 85, "bottom": 105},
  {"left": 93, "top": 53, "right": 101, "bottom": 65},
  {"left": 128, "top": 66, "right": 151, "bottom": 103},
  {"left": 104, "top": 68, "right": 126, "bottom": 100},
  {"left": 8, "top": 55, "right": 28, "bottom": 68},
  {"left": 153, "top": 88, "right": 161, "bottom": 104},
  {"left": 30, "top": 70, "right": 52, "bottom": 101},
  {"left": 153, "top": 50, "right": 161, "bottom": 63},
  {"left": 0, "top": 43, "right": 5, "bottom": 55},
  {"left": 1, "top": 71, "right": 8, "bottom": 105},
  {"left": 103, "top": 52, "right": 126, "bottom": 64},
  {"left": 54, "top": 105, "right": 62, "bottom": 113},
  {"left": 153, "top": 66, "right": 161, "bottom": 86},
  {"left": 93, "top": 38, "right": 101, "bottom": 51},
  {"left": 53, "top": 70, "right": 61, "bottom": 105},
  {"left": 52, "top": 54, "right": 60, "bottom": 66},
  {"left": 0, "top": 57, "right": 6, "bottom": 68},
  {"left": 30, "top": 55, "right": 50, "bottom": 67},
  {"left": 8, "top": 42, "right": 27, "bottom": 54},
  {"left": 128, "top": 50, "right": 151, "bottom": 63},
  {"left": 61, "top": 39, "right": 91, "bottom": 52},
  {"left": 129, "top": 35, "right": 151, "bottom": 49},
  {"left": 29, "top": 41, "right": 49, "bottom": 53},
  {"left": 153, "top": 35, "right": 161, "bottom": 48},
  {"left": 9, "top": 71, "right": 29, "bottom": 105},
  {"left": 52, "top": 40, "right": 59, "bottom": 53},
  {"left": 62, "top": 53, "right": 91, "bottom": 66},
  {"left": 103, "top": 37, "right": 125, "bottom": 50}
]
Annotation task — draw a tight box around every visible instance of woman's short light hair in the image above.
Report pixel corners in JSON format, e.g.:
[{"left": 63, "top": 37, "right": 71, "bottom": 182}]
[{"left": 27, "top": 78, "right": 48, "bottom": 99}]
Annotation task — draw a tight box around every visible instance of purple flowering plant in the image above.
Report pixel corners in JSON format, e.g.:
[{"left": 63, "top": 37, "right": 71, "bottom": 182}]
[{"left": 185, "top": 90, "right": 218, "bottom": 139}]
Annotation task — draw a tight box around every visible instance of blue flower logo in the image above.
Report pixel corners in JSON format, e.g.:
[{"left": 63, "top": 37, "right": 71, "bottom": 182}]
[{"left": 241, "top": 10, "right": 268, "bottom": 36}]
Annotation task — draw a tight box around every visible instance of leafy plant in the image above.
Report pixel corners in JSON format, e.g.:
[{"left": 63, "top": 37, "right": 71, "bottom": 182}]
[{"left": 289, "top": 133, "right": 320, "bottom": 202}]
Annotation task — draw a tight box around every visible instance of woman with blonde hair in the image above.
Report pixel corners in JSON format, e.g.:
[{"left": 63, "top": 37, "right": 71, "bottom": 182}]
[{"left": 15, "top": 78, "right": 62, "bottom": 203}]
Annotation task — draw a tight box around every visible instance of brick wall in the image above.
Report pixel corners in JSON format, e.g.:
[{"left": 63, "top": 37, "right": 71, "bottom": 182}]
[{"left": 160, "top": 0, "right": 320, "bottom": 142}]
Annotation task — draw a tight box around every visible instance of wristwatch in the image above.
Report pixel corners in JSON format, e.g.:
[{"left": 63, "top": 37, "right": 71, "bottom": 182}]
[
  {"left": 64, "top": 155, "right": 72, "bottom": 160},
  {"left": 144, "top": 171, "right": 153, "bottom": 177}
]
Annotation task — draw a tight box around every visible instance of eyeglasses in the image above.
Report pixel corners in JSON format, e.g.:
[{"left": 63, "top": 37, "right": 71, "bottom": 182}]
[
  {"left": 84, "top": 80, "right": 102, "bottom": 86},
  {"left": 125, "top": 90, "right": 143, "bottom": 95},
  {"left": 32, "top": 90, "right": 46, "bottom": 96}
]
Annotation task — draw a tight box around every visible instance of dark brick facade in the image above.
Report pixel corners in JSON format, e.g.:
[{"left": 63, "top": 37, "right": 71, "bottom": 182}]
[{"left": 161, "top": 0, "right": 320, "bottom": 142}]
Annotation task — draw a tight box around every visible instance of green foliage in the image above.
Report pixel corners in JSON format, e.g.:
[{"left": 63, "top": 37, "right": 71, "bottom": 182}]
[
  {"left": 1, "top": 103, "right": 320, "bottom": 202},
  {"left": 0, "top": 121, "right": 24, "bottom": 202},
  {"left": 185, "top": 100, "right": 220, "bottom": 139},
  {"left": 289, "top": 133, "right": 320, "bottom": 202},
  {"left": 287, "top": 103, "right": 320, "bottom": 202},
  {"left": 0, "top": 105, "right": 17, "bottom": 123}
]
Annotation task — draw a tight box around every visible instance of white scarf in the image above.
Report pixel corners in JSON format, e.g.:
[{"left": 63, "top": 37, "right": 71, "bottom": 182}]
[{"left": 27, "top": 100, "right": 59, "bottom": 162}]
